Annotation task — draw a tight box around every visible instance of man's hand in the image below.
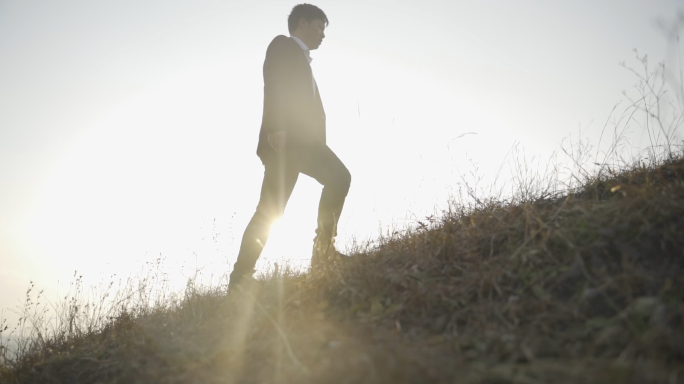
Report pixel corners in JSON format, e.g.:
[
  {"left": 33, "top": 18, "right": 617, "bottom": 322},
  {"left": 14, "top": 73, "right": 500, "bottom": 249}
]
[{"left": 268, "top": 131, "right": 287, "bottom": 153}]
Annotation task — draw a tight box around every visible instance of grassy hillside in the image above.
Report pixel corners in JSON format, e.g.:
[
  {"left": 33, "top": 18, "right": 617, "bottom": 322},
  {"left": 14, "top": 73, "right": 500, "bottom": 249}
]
[{"left": 1, "top": 153, "right": 683, "bottom": 384}]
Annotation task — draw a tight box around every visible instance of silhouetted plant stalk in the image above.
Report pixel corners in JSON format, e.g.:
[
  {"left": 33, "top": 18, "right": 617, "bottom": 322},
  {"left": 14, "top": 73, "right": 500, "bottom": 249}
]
[{"left": 443, "top": 43, "right": 683, "bottom": 225}]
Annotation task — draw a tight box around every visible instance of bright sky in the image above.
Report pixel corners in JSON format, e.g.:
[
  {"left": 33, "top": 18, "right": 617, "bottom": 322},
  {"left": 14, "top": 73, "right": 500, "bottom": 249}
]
[{"left": 0, "top": 0, "right": 681, "bottom": 320}]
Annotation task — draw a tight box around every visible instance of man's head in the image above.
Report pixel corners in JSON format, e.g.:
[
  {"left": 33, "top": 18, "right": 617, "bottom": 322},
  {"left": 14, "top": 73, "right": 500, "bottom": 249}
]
[{"left": 288, "top": 4, "right": 328, "bottom": 50}]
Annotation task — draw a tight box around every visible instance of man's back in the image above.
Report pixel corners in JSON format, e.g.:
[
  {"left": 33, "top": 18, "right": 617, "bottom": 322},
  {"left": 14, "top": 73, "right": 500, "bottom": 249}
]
[{"left": 257, "top": 35, "right": 326, "bottom": 161}]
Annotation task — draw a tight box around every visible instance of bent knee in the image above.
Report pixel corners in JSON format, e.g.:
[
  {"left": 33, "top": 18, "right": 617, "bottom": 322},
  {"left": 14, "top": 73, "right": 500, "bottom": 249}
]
[
  {"left": 343, "top": 168, "right": 351, "bottom": 187},
  {"left": 338, "top": 168, "right": 351, "bottom": 195}
]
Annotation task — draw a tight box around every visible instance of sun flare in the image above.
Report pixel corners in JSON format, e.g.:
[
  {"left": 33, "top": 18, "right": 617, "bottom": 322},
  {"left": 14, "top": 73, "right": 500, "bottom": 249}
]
[
  {"left": 258, "top": 218, "right": 311, "bottom": 271},
  {"left": 256, "top": 185, "right": 321, "bottom": 272}
]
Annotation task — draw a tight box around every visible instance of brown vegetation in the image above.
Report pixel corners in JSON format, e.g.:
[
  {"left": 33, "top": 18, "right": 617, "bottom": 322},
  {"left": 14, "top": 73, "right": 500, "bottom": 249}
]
[{"left": 1, "top": 154, "right": 683, "bottom": 384}]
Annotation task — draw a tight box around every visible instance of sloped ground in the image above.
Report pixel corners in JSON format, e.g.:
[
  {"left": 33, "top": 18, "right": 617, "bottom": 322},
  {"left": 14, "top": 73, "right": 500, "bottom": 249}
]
[{"left": 1, "top": 157, "right": 683, "bottom": 384}]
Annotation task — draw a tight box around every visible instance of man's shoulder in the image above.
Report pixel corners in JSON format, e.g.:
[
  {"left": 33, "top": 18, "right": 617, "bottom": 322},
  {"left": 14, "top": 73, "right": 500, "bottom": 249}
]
[
  {"left": 272, "top": 34, "right": 291, "bottom": 42},
  {"left": 265, "top": 35, "right": 298, "bottom": 60},
  {"left": 269, "top": 35, "right": 295, "bottom": 48}
]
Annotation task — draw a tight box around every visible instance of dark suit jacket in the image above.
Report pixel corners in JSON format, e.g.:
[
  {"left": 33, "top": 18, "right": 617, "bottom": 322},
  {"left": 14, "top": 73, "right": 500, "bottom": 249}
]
[{"left": 256, "top": 35, "right": 326, "bottom": 162}]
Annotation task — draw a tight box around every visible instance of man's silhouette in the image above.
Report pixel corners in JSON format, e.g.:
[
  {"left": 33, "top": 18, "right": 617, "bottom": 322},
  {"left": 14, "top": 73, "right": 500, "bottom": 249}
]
[{"left": 229, "top": 4, "right": 351, "bottom": 289}]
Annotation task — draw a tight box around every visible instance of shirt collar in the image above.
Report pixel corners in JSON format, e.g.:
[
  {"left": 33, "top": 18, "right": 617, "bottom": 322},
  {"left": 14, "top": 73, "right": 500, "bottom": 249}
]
[{"left": 290, "top": 36, "right": 312, "bottom": 63}]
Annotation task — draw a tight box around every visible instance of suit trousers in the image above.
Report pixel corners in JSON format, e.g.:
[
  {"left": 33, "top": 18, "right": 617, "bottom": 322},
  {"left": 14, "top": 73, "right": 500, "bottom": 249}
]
[{"left": 231, "top": 142, "right": 351, "bottom": 280}]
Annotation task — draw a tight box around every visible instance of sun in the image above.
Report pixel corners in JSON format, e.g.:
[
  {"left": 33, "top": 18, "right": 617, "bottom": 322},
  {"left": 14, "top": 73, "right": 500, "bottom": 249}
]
[
  {"left": 258, "top": 218, "right": 312, "bottom": 272},
  {"left": 256, "top": 183, "right": 321, "bottom": 272}
]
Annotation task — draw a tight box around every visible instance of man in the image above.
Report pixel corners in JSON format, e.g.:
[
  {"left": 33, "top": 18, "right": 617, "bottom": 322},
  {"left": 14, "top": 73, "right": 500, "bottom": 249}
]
[{"left": 229, "top": 4, "right": 351, "bottom": 289}]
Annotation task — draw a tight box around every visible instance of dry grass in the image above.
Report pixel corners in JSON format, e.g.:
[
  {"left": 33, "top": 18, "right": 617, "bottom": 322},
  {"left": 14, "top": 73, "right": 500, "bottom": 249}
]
[{"left": 0, "top": 154, "right": 682, "bottom": 384}]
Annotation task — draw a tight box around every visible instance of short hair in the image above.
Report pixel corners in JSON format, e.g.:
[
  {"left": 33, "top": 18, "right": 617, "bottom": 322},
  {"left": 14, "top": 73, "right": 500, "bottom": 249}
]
[{"left": 287, "top": 4, "right": 328, "bottom": 34}]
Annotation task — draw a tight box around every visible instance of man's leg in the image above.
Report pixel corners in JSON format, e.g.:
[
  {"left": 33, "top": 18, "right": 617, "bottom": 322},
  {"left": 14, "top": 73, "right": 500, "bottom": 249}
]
[
  {"left": 230, "top": 157, "right": 299, "bottom": 287},
  {"left": 300, "top": 144, "right": 351, "bottom": 251}
]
